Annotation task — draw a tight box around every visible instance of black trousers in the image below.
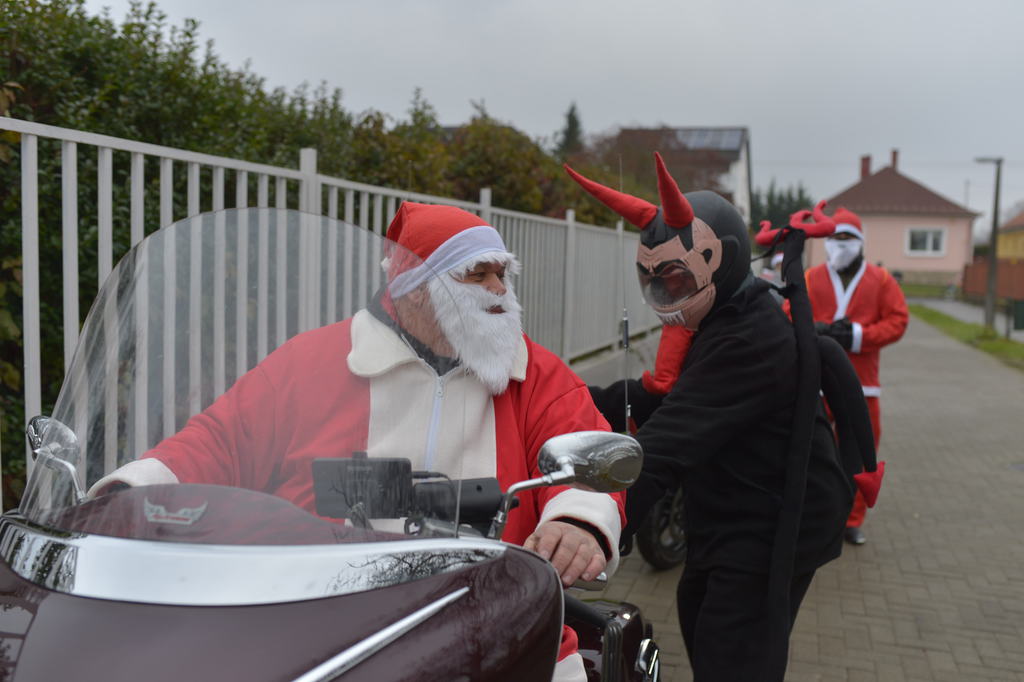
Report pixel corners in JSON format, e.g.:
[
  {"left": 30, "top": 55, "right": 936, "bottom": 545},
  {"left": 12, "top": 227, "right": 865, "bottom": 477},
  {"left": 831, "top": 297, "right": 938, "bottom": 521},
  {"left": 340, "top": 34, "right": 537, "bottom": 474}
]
[{"left": 677, "top": 564, "right": 815, "bottom": 682}]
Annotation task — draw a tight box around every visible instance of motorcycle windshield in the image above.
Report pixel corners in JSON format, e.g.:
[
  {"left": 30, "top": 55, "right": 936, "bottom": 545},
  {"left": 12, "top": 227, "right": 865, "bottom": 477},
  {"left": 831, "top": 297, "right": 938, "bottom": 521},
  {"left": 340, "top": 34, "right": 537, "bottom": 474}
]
[{"left": 20, "top": 208, "right": 480, "bottom": 547}]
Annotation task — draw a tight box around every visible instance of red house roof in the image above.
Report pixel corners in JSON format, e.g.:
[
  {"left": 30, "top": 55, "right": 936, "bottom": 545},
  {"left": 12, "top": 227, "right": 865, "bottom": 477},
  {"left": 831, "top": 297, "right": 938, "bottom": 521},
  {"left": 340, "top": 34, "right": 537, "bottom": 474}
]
[
  {"left": 827, "top": 151, "right": 976, "bottom": 218},
  {"left": 1000, "top": 208, "right": 1024, "bottom": 233}
]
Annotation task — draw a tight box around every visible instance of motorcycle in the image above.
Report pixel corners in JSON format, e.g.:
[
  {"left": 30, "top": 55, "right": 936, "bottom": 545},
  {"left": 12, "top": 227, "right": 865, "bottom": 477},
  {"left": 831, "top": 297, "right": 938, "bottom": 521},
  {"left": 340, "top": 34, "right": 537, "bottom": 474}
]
[
  {"left": 0, "top": 208, "right": 660, "bottom": 681},
  {"left": 634, "top": 488, "right": 686, "bottom": 571}
]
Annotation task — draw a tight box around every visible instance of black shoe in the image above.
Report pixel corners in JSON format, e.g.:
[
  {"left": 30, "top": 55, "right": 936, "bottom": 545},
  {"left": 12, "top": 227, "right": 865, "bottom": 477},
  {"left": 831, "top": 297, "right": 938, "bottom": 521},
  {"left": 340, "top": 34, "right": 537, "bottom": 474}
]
[{"left": 844, "top": 527, "right": 866, "bottom": 545}]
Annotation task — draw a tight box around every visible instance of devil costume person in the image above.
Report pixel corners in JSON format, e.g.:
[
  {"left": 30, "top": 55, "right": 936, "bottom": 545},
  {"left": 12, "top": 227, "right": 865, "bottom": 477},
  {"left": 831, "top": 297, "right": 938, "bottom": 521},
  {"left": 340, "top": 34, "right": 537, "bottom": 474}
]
[{"left": 568, "top": 155, "right": 882, "bottom": 681}]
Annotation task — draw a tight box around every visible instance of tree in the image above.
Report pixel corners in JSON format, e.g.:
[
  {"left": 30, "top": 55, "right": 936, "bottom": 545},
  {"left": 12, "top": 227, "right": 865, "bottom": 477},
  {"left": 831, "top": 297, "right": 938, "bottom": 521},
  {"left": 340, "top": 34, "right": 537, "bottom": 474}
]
[
  {"left": 554, "top": 102, "right": 583, "bottom": 161},
  {"left": 750, "top": 181, "right": 815, "bottom": 234},
  {"left": 446, "top": 103, "right": 548, "bottom": 214}
]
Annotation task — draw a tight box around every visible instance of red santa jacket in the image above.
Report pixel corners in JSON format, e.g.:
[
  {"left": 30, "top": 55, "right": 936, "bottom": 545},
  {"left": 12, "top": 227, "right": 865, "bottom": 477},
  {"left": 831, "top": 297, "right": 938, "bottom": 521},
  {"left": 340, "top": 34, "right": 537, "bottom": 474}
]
[
  {"left": 138, "top": 312, "right": 626, "bottom": 567},
  {"left": 801, "top": 262, "right": 908, "bottom": 395}
]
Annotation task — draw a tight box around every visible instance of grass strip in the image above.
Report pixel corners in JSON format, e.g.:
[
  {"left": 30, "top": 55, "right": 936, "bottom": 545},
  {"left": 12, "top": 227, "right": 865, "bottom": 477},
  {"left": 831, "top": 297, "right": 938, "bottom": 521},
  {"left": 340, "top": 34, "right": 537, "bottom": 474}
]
[
  {"left": 909, "top": 303, "right": 1024, "bottom": 372},
  {"left": 899, "top": 283, "right": 955, "bottom": 298}
]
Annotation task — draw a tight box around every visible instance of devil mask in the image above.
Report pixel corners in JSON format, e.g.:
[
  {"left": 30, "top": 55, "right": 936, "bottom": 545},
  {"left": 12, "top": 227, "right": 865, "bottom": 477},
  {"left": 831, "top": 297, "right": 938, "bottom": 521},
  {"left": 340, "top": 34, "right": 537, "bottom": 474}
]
[{"left": 566, "top": 153, "right": 751, "bottom": 330}]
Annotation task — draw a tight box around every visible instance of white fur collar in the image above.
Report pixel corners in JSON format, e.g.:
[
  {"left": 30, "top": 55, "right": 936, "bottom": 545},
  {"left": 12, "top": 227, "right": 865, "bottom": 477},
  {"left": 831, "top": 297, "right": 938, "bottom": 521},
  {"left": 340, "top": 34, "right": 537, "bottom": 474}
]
[{"left": 348, "top": 309, "right": 529, "bottom": 382}]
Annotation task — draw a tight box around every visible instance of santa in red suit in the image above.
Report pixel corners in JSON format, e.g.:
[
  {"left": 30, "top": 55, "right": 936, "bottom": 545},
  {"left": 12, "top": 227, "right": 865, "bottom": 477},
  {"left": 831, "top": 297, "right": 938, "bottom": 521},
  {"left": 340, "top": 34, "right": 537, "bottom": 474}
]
[
  {"left": 89, "top": 202, "right": 624, "bottom": 682},
  {"left": 798, "top": 206, "right": 908, "bottom": 545}
]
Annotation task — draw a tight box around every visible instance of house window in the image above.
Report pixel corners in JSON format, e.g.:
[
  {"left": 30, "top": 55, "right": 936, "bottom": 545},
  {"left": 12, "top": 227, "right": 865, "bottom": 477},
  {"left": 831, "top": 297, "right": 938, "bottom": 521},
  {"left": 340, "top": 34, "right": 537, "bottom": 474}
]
[{"left": 905, "top": 228, "right": 946, "bottom": 257}]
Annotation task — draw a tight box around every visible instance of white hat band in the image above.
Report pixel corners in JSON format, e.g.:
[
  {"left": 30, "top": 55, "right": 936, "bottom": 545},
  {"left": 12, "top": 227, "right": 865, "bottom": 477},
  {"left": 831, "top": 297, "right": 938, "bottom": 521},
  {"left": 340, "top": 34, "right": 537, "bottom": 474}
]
[
  {"left": 389, "top": 225, "right": 510, "bottom": 297},
  {"left": 833, "top": 222, "right": 863, "bottom": 240}
]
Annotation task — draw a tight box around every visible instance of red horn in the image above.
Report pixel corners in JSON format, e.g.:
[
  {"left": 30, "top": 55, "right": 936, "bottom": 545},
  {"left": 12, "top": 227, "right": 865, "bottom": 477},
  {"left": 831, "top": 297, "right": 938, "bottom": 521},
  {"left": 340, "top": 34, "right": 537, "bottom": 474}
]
[
  {"left": 788, "top": 209, "right": 812, "bottom": 228},
  {"left": 792, "top": 201, "right": 836, "bottom": 238},
  {"left": 758, "top": 201, "right": 838, "bottom": 247},
  {"left": 807, "top": 199, "right": 836, "bottom": 238},
  {"left": 811, "top": 200, "right": 829, "bottom": 224},
  {"left": 755, "top": 220, "right": 783, "bottom": 246},
  {"left": 564, "top": 164, "right": 657, "bottom": 229},
  {"left": 654, "top": 152, "right": 694, "bottom": 228}
]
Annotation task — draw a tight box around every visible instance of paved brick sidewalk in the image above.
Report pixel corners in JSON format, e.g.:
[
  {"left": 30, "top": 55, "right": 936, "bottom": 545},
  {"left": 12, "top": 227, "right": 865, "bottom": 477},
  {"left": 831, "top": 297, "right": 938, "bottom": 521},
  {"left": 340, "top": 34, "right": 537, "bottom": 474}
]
[{"left": 586, "top": 314, "right": 1024, "bottom": 681}]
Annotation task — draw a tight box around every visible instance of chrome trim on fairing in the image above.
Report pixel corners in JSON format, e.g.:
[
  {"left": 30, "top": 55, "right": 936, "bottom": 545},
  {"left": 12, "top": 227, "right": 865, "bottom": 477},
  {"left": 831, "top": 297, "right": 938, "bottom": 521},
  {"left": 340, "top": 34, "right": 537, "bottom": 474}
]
[
  {"left": 0, "top": 516, "right": 503, "bottom": 606},
  {"left": 292, "top": 586, "right": 470, "bottom": 682}
]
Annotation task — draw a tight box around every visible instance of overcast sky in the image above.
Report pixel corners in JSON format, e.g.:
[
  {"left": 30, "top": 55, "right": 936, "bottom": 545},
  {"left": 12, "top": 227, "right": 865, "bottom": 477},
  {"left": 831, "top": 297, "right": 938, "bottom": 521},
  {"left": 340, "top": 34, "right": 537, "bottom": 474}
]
[{"left": 84, "top": 0, "right": 1024, "bottom": 239}]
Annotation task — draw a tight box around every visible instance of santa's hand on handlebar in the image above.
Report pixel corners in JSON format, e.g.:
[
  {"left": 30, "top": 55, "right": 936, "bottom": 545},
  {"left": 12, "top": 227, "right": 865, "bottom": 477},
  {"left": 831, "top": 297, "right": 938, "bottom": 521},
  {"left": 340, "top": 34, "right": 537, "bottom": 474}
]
[{"left": 524, "top": 520, "right": 608, "bottom": 587}]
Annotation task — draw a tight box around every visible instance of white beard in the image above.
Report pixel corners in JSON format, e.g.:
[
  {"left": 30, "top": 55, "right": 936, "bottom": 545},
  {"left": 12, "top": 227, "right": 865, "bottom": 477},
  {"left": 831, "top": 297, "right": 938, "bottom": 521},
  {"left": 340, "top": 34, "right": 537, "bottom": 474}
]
[{"left": 427, "top": 276, "right": 524, "bottom": 395}]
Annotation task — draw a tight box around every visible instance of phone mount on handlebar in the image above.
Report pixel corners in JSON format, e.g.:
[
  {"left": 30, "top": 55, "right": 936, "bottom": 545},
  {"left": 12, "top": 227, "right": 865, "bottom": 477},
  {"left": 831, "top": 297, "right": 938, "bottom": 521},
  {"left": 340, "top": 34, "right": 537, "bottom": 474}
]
[
  {"left": 312, "top": 456, "right": 510, "bottom": 537},
  {"left": 412, "top": 478, "right": 509, "bottom": 523},
  {"left": 312, "top": 456, "right": 414, "bottom": 524}
]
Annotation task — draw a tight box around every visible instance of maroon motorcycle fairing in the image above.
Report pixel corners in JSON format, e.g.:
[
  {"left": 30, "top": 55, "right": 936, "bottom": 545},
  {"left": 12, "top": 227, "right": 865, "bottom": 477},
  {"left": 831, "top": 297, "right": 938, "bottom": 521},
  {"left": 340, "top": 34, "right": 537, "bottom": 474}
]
[
  {"left": 572, "top": 600, "right": 652, "bottom": 682},
  {"left": 0, "top": 537, "right": 562, "bottom": 681},
  {"left": 34, "top": 484, "right": 385, "bottom": 545}
]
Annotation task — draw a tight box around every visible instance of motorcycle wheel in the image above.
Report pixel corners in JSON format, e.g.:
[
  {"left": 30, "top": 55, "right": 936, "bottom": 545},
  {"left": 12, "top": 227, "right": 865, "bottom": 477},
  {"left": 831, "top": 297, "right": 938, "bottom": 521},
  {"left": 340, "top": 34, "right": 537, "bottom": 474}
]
[{"left": 636, "top": 488, "right": 687, "bottom": 570}]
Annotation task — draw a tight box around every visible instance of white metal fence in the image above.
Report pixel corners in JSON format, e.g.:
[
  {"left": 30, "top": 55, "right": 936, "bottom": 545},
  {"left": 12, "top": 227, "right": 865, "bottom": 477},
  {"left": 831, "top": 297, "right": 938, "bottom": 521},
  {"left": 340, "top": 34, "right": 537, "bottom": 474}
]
[{"left": 1, "top": 117, "right": 660, "bottom": 505}]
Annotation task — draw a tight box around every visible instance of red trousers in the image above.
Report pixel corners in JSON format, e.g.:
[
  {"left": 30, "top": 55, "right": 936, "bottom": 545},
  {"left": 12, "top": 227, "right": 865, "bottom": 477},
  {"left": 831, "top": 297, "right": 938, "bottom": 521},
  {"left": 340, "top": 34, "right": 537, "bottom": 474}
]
[{"left": 847, "top": 396, "right": 881, "bottom": 528}]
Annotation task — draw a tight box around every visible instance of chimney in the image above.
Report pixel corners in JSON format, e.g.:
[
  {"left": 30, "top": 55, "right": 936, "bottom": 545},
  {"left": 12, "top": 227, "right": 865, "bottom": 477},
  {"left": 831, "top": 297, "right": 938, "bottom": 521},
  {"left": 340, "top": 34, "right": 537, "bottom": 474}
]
[
  {"left": 890, "top": 148, "right": 899, "bottom": 170},
  {"left": 860, "top": 155, "right": 871, "bottom": 180}
]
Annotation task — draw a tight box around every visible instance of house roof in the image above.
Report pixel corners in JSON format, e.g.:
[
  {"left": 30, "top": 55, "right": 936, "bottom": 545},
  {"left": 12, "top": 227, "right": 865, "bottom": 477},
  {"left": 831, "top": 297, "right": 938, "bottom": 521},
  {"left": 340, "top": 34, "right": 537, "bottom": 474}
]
[
  {"left": 1000, "top": 208, "right": 1024, "bottom": 233},
  {"left": 617, "top": 126, "right": 748, "bottom": 160},
  {"left": 827, "top": 165, "right": 976, "bottom": 218},
  {"left": 670, "top": 127, "right": 748, "bottom": 154}
]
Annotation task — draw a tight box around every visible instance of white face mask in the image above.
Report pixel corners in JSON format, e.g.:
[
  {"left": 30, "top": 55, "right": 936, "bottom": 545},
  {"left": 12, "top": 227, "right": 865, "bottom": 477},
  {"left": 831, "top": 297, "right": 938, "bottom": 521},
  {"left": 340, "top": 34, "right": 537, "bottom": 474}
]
[{"left": 824, "top": 238, "right": 863, "bottom": 272}]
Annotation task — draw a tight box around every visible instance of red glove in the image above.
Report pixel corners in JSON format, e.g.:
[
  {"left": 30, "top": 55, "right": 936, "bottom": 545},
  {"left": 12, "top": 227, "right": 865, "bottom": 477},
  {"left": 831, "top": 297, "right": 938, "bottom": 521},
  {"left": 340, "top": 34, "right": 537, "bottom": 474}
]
[{"left": 853, "top": 460, "right": 885, "bottom": 507}]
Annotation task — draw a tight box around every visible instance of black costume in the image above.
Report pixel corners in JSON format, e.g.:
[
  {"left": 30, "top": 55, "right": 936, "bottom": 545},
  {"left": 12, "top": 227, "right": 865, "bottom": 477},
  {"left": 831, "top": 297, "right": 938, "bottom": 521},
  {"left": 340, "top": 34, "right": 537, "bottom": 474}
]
[{"left": 567, "top": 156, "right": 877, "bottom": 682}]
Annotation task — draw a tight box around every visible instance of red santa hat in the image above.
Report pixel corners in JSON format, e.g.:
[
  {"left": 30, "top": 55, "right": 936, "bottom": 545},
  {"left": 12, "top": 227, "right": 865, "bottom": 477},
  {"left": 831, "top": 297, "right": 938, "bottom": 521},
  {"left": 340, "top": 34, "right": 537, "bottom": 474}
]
[
  {"left": 384, "top": 202, "right": 518, "bottom": 297},
  {"left": 831, "top": 207, "right": 863, "bottom": 240}
]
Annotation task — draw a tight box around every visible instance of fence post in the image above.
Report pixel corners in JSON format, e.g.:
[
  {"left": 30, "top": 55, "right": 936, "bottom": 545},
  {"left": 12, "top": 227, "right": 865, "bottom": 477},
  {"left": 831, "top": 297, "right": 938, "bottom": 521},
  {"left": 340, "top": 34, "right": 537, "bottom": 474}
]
[
  {"left": 479, "top": 187, "right": 492, "bottom": 225},
  {"left": 561, "top": 209, "right": 577, "bottom": 360},
  {"left": 61, "top": 141, "right": 79, "bottom": 372},
  {"left": 22, "top": 134, "right": 41, "bottom": 470},
  {"left": 299, "top": 148, "right": 319, "bottom": 332},
  {"left": 299, "top": 148, "right": 319, "bottom": 214},
  {"left": 130, "top": 152, "right": 145, "bottom": 246}
]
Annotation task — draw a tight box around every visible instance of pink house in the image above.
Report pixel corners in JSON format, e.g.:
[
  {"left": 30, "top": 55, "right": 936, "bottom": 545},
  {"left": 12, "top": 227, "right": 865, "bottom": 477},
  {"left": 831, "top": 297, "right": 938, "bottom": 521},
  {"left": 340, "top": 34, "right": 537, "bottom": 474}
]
[{"left": 806, "top": 150, "right": 977, "bottom": 286}]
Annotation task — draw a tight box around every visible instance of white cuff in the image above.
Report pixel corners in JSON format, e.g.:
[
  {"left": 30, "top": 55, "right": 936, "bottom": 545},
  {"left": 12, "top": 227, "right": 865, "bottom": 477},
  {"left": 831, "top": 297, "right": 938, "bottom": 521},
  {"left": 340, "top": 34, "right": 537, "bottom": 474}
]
[
  {"left": 851, "top": 322, "right": 863, "bottom": 353},
  {"left": 552, "top": 652, "right": 587, "bottom": 681},
  {"left": 538, "top": 489, "right": 622, "bottom": 576},
  {"left": 86, "top": 458, "right": 179, "bottom": 498}
]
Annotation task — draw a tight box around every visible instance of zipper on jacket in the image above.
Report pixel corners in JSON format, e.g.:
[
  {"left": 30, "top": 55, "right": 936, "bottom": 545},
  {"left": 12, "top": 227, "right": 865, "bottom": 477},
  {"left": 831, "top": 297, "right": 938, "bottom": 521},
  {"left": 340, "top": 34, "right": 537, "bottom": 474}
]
[{"left": 424, "top": 372, "right": 450, "bottom": 471}]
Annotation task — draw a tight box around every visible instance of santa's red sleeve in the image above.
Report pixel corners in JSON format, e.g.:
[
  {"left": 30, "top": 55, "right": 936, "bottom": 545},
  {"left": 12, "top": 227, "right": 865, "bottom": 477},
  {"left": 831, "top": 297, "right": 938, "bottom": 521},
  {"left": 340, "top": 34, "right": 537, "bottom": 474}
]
[
  {"left": 641, "top": 324, "right": 694, "bottom": 395},
  {"left": 88, "top": 359, "right": 283, "bottom": 498},
  {"left": 517, "top": 342, "right": 626, "bottom": 576},
  {"left": 143, "top": 362, "right": 282, "bottom": 489},
  {"left": 855, "top": 270, "right": 908, "bottom": 354}
]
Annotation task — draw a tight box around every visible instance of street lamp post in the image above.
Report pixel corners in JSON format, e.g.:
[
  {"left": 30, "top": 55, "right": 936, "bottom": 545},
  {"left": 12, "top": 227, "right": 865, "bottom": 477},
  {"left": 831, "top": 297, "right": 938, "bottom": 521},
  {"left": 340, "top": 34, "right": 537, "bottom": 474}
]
[{"left": 975, "top": 157, "right": 1003, "bottom": 331}]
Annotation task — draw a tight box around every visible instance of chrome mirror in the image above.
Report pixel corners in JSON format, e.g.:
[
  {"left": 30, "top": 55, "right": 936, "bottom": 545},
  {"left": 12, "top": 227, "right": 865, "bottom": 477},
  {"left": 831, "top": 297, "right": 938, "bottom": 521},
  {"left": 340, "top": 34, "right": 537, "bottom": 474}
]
[
  {"left": 537, "top": 431, "right": 642, "bottom": 493},
  {"left": 24, "top": 415, "right": 85, "bottom": 506},
  {"left": 27, "top": 416, "right": 81, "bottom": 464},
  {"left": 489, "top": 431, "right": 643, "bottom": 540}
]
